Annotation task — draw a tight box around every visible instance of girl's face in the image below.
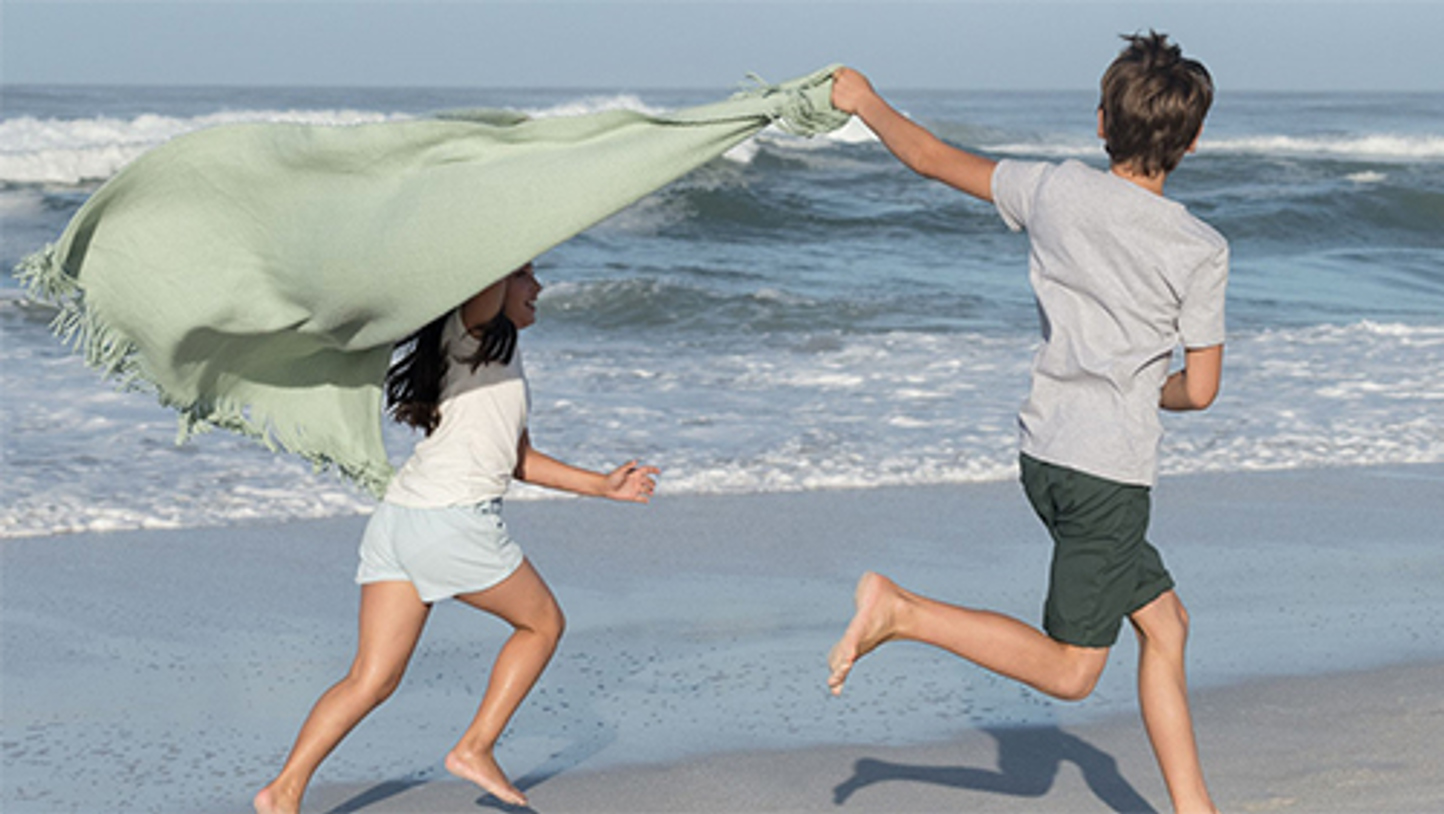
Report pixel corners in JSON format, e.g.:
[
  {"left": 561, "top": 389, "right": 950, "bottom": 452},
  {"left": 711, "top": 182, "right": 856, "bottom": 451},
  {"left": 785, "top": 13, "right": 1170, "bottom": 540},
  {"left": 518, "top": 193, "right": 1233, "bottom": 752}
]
[{"left": 503, "top": 262, "right": 542, "bottom": 329}]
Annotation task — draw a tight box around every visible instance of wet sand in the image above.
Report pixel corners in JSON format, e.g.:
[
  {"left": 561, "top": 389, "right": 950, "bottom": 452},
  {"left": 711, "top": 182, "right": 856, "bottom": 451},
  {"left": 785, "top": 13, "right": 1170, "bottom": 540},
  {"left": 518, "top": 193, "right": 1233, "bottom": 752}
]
[{"left": 3, "top": 464, "right": 1442, "bottom": 812}]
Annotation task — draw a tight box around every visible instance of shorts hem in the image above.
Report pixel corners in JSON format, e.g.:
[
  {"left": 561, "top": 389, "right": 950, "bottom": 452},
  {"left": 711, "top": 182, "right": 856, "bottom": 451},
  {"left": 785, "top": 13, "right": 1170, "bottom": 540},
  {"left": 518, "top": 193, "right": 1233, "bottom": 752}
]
[
  {"left": 1044, "top": 623, "right": 1122, "bottom": 649},
  {"left": 1125, "top": 576, "right": 1176, "bottom": 616},
  {"left": 414, "top": 555, "right": 525, "bottom": 604}
]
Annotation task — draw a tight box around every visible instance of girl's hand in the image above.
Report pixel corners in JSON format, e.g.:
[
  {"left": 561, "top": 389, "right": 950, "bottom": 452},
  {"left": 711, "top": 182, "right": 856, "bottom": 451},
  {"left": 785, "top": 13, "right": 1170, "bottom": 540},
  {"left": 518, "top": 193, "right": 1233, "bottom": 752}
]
[{"left": 604, "top": 460, "right": 661, "bottom": 503}]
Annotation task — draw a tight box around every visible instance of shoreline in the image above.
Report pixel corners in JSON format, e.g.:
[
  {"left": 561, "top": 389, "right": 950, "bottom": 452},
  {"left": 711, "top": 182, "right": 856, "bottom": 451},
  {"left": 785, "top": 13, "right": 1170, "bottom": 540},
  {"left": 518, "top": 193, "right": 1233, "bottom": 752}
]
[
  {"left": 295, "top": 658, "right": 1444, "bottom": 813},
  {"left": 4, "top": 463, "right": 1442, "bottom": 812}
]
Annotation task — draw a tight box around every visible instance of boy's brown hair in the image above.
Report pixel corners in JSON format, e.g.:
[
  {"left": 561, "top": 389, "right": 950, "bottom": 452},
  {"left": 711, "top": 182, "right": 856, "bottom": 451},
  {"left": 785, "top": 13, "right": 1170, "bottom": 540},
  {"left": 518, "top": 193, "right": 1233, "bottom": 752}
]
[{"left": 1099, "top": 31, "right": 1213, "bottom": 177}]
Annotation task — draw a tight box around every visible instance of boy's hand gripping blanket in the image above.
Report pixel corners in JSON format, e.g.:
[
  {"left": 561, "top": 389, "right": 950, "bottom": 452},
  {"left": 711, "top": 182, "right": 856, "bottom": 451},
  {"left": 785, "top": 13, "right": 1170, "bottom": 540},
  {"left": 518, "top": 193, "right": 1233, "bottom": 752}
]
[{"left": 16, "top": 67, "right": 848, "bottom": 496}]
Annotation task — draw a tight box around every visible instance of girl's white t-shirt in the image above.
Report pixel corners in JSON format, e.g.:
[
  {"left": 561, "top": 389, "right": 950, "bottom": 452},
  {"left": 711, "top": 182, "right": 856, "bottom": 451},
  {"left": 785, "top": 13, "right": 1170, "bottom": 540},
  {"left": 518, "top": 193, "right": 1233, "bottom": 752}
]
[{"left": 384, "top": 309, "right": 530, "bottom": 508}]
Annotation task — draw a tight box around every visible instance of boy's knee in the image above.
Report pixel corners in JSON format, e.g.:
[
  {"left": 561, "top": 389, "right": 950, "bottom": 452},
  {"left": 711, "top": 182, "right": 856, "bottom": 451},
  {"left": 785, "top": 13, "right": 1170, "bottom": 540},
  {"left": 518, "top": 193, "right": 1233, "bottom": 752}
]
[
  {"left": 1132, "top": 591, "right": 1190, "bottom": 649},
  {"left": 1051, "top": 647, "right": 1108, "bottom": 701},
  {"left": 1054, "top": 667, "right": 1103, "bottom": 702},
  {"left": 1174, "top": 600, "right": 1191, "bottom": 634}
]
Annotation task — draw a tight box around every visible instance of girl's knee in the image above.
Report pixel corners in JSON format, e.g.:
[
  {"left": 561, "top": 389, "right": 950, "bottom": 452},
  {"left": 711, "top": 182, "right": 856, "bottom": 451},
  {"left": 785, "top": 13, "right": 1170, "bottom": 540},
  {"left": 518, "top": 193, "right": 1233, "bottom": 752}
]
[
  {"left": 345, "top": 664, "right": 407, "bottom": 705},
  {"left": 524, "top": 598, "right": 565, "bottom": 645},
  {"left": 541, "top": 603, "right": 566, "bottom": 644}
]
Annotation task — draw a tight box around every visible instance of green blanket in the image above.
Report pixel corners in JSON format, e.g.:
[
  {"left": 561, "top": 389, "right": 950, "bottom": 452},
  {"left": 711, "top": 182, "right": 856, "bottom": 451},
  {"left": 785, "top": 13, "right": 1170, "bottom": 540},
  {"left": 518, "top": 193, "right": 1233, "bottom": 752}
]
[{"left": 17, "top": 67, "right": 847, "bottom": 496}]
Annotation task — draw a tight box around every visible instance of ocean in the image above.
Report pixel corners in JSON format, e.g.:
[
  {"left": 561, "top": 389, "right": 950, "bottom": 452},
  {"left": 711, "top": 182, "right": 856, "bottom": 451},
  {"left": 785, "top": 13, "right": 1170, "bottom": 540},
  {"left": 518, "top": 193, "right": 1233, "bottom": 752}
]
[{"left": 3, "top": 84, "right": 1442, "bottom": 538}]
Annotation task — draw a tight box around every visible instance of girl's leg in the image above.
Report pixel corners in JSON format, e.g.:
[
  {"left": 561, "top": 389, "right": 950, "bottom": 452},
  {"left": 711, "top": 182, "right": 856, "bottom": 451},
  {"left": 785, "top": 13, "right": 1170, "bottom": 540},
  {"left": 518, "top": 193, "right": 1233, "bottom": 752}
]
[
  {"left": 254, "top": 581, "right": 431, "bottom": 814},
  {"left": 828, "top": 571, "right": 1109, "bottom": 701},
  {"left": 1130, "top": 590, "right": 1218, "bottom": 814},
  {"left": 444, "top": 559, "right": 565, "bottom": 807}
]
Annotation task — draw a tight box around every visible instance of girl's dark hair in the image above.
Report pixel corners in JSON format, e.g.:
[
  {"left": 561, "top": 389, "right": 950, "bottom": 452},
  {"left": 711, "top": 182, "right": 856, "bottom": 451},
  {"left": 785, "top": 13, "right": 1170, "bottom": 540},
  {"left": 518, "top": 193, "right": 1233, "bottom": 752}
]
[
  {"left": 385, "top": 309, "right": 518, "bottom": 435},
  {"left": 1099, "top": 30, "right": 1214, "bottom": 177}
]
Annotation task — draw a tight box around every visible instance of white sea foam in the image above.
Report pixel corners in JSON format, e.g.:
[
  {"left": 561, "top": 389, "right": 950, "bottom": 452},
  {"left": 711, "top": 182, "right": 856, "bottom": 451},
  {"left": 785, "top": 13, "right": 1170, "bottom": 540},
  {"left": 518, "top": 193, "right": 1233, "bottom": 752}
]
[
  {"left": 523, "top": 93, "right": 662, "bottom": 119},
  {"left": 985, "top": 133, "right": 1444, "bottom": 163},
  {"left": 723, "top": 138, "right": 760, "bottom": 164},
  {"left": 985, "top": 141, "right": 1099, "bottom": 159},
  {"left": 7, "top": 307, "right": 1440, "bottom": 538},
  {"left": 827, "top": 116, "right": 882, "bottom": 145},
  {"left": 0, "top": 96, "right": 860, "bottom": 180},
  {"left": 1203, "top": 134, "right": 1444, "bottom": 161},
  {"left": 1346, "top": 170, "right": 1388, "bottom": 184},
  {"left": 0, "top": 109, "right": 409, "bottom": 184}
]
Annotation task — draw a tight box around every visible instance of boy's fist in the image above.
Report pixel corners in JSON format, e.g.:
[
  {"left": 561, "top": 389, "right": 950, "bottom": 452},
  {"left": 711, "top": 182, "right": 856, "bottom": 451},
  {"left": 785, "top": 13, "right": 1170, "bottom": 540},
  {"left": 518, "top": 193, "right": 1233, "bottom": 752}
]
[{"left": 830, "top": 67, "right": 876, "bottom": 115}]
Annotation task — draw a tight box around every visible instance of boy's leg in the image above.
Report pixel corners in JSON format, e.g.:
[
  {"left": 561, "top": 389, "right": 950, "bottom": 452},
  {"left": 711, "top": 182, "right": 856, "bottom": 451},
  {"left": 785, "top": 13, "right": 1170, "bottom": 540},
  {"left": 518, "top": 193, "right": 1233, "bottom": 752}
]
[
  {"left": 828, "top": 572, "right": 1109, "bottom": 701},
  {"left": 1130, "top": 590, "right": 1218, "bottom": 814}
]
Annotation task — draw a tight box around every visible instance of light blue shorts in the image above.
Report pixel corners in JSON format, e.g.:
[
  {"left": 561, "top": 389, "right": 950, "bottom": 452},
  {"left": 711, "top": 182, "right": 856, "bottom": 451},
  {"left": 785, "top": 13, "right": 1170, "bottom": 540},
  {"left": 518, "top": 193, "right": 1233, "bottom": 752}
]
[{"left": 356, "top": 499, "right": 525, "bottom": 603}]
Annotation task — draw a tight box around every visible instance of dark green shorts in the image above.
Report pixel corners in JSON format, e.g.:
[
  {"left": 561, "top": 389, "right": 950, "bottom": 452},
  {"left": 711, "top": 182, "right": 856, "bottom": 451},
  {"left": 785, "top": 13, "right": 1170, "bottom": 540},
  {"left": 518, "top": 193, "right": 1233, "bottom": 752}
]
[{"left": 1020, "top": 454, "right": 1174, "bottom": 648}]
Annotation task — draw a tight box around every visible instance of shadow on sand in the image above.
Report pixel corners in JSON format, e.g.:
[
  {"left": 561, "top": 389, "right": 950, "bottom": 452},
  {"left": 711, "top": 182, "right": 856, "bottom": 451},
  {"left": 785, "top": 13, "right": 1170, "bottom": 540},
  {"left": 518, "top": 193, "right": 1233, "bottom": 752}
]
[
  {"left": 323, "top": 728, "right": 616, "bottom": 813},
  {"left": 834, "top": 725, "right": 1158, "bottom": 813},
  {"left": 325, "top": 775, "right": 434, "bottom": 813}
]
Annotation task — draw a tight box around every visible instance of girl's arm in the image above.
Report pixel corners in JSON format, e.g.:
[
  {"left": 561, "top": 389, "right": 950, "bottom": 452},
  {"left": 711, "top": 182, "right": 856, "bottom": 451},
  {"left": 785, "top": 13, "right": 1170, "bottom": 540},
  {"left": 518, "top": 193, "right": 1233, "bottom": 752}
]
[
  {"left": 514, "top": 430, "right": 659, "bottom": 503},
  {"left": 832, "top": 67, "right": 997, "bottom": 202},
  {"left": 460, "top": 278, "right": 507, "bottom": 331}
]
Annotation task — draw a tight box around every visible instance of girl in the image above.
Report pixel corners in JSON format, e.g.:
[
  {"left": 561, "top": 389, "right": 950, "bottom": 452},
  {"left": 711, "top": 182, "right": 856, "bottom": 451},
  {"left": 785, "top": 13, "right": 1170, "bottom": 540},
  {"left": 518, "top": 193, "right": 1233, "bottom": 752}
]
[{"left": 255, "top": 262, "right": 659, "bottom": 813}]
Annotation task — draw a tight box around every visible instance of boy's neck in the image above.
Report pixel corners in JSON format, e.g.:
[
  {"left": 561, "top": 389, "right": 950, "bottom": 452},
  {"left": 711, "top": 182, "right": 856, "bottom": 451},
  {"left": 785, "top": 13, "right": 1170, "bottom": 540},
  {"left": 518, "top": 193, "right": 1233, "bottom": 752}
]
[{"left": 1109, "top": 163, "right": 1169, "bottom": 196}]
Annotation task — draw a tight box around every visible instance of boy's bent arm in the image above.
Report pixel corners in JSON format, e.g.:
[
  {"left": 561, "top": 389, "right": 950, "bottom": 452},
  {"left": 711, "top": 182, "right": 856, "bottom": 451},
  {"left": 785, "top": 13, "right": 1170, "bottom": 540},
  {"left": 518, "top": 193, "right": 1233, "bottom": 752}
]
[
  {"left": 832, "top": 68, "right": 996, "bottom": 202},
  {"left": 1160, "top": 345, "right": 1223, "bottom": 411}
]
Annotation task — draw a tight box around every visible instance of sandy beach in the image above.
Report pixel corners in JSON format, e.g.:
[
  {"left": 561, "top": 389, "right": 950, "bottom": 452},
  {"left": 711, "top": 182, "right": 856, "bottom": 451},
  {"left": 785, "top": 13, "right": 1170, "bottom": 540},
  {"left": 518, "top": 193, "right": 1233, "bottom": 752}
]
[
  {"left": 297, "top": 661, "right": 1444, "bottom": 813},
  {"left": 4, "top": 463, "right": 1443, "bottom": 813}
]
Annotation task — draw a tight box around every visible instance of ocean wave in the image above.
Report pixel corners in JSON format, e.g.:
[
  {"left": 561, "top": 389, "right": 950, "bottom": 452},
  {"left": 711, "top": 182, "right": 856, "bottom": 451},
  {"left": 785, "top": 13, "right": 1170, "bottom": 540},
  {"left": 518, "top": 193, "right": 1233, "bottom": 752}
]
[
  {"left": 0, "top": 96, "right": 684, "bottom": 186},
  {"left": 1203, "top": 134, "right": 1444, "bottom": 161},
  {"left": 521, "top": 93, "right": 663, "bottom": 120},
  {"left": 0, "top": 95, "right": 868, "bottom": 185},
  {"left": 8, "top": 113, "right": 1440, "bottom": 193},
  {"left": 538, "top": 274, "right": 993, "bottom": 334},
  {"left": 1207, "top": 181, "right": 1444, "bottom": 250},
  {"left": 0, "top": 109, "right": 410, "bottom": 184},
  {"left": 6, "top": 310, "right": 1442, "bottom": 538},
  {"left": 982, "top": 133, "right": 1444, "bottom": 163}
]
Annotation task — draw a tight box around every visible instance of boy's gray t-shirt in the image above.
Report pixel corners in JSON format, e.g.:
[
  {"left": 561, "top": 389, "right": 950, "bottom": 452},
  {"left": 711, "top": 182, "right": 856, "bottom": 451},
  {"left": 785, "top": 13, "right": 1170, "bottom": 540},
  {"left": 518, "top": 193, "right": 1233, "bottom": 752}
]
[{"left": 993, "top": 159, "right": 1228, "bottom": 486}]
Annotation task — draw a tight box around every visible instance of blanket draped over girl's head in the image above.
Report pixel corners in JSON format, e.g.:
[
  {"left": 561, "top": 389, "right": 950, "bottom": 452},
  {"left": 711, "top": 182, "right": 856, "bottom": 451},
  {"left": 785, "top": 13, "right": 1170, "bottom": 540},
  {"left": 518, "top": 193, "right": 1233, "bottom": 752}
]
[{"left": 17, "top": 67, "right": 848, "bottom": 496}]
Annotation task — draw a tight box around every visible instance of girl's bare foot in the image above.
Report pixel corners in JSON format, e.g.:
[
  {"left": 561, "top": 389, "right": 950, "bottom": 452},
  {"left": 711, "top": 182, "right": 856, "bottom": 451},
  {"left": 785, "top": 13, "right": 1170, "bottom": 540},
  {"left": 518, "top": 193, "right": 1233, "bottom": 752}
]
[
  {"left": 253, "top": 784, "right": 298, "bottom": 814},
  {"left": 827, "top": 572, "right": 899, "bottom": 695},
  {"left": 445, "top": 746, "right": 528, "bottom": 807}
]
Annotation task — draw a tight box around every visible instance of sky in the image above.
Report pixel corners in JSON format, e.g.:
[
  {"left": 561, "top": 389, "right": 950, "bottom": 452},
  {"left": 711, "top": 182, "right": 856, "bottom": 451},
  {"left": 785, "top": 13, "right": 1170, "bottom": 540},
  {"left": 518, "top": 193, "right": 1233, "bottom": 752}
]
[{"left": 3, "top": 1, "right": 1443, "bottom": 92}]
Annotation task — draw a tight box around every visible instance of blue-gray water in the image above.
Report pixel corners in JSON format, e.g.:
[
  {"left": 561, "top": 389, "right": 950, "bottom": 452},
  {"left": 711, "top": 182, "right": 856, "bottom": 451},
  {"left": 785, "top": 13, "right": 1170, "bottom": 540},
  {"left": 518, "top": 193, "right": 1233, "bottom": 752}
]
[{"left": 3, "top": 85, "right": 1442, "bottom": 536}]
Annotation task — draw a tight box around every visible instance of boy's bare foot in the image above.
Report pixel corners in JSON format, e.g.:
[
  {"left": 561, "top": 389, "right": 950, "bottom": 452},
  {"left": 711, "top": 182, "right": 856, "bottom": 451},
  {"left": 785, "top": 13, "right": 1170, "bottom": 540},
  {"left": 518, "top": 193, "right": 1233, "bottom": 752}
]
[
  {"left": 253, "top": 784, "right": 297, "bottom": 814},
  {"left": 827, "top": 571, "right": 898, "bottom": 695},
  {"left": 445, "top": 746, "right": 528, "bottom": 807}
]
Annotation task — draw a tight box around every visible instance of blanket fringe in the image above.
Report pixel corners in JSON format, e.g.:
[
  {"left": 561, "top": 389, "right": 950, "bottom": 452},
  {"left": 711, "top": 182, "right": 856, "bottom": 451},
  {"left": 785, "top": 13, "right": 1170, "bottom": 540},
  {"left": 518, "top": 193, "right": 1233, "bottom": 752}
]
[{"left": 13, "top": 246, "right": 392, "bottom": 497}]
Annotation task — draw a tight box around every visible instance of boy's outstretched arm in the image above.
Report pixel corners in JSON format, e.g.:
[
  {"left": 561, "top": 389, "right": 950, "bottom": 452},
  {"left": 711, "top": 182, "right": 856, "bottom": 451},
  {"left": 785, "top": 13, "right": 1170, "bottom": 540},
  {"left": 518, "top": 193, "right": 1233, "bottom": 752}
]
[
  {"left": 832, "top": 67, "right": 996, "bottom": 202},
  {"left": 1160, "top": 345, "right": 1223, "bottom": 411}
]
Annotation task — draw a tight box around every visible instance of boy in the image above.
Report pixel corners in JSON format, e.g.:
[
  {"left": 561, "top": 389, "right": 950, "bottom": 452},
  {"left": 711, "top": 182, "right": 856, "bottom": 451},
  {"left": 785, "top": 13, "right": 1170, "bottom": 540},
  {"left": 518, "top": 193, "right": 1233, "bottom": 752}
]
[{"left": 825, "top": 32, "right": 1226, "bottom": 814}]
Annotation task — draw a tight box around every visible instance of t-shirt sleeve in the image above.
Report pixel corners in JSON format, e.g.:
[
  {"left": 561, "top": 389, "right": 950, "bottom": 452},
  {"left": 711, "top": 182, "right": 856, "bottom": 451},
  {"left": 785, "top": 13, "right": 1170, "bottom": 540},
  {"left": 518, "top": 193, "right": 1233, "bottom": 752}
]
[
  {"left": 991, "top": 159, "right": 1052, "bottom": 232},
  {"left": 1178, "top": 243, "right": 1229, "bottom": 348}
]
